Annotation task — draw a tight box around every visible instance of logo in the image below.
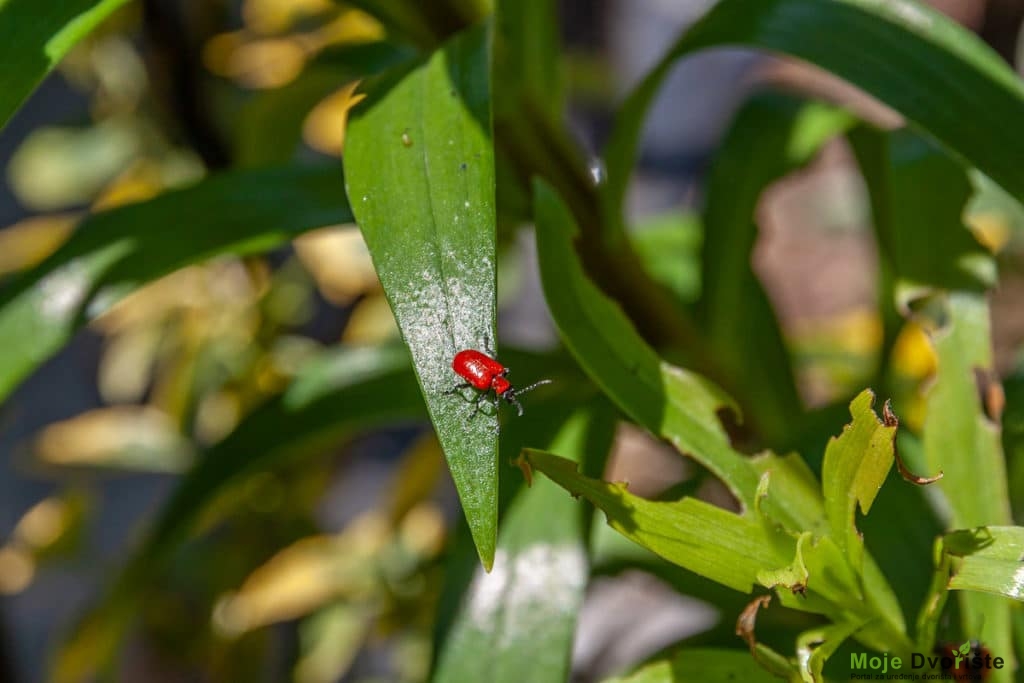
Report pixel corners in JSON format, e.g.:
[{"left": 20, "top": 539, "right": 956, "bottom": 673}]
[{"left": 850, "top": 641, "right": 1003, "bottom": 681}]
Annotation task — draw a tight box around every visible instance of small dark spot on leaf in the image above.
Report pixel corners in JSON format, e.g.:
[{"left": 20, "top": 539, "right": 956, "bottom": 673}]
[
  {"left": 974, "top": 367, "right": 1005, "bottom": 423},
  {"left": 459, "top": 162, "right": 467, "bottom": 171}
]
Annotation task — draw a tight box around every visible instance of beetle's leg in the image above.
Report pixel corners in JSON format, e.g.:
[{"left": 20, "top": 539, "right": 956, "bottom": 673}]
[
  {"left": 468, "top": 391, "right": 489, "bottom": 419},
  {"left": 445, "top": 382, "right": 473, "bottom": 396},
  {"left": 505, "top": 393, "right": 524, "bottom": 417}
]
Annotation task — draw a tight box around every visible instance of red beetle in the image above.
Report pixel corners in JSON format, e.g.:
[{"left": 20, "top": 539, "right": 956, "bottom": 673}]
[{"left": 448, "top": 348, "right": 551, "bottom": 417}]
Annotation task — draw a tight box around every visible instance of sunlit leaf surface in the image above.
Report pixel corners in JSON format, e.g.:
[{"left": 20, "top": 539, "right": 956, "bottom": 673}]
[{"left": 345, "top": 24, "right": 499, "bottom": 567}]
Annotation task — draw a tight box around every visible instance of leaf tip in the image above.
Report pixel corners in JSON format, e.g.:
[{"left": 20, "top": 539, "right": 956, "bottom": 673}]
[
  {"left": 885, "top": 400, "right": 944, "bottom": 485},
  {"left": 512, "top": 452, "right": 534, "bottom": 487}
]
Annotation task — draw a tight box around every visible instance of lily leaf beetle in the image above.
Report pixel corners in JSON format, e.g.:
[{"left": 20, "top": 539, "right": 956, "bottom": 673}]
[{"left": 447, "top": 345, "right": 551, "bottom": 418}]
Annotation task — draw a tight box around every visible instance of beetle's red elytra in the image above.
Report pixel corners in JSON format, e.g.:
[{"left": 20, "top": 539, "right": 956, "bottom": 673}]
[{"left": 448, "top": 348, "right": 551, "bottom": 417}]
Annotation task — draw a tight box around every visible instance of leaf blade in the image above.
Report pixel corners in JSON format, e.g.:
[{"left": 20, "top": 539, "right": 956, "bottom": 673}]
[
  {"left": 433, "top": 402, "right": 614, "bottom": 683},
  {"left": 0, "top": 164, "right": 353, "bottom": 402},
  {"left": 946, "top": 527, "right": 1024, "bottom": 601},
  {"left": 603, "top": 648, "right": 783, "bottom": 683},
  {"left": 821, "top": 389, "right": 896, "bottom": 574},
  {"left": 699, "top": 95, "right": 855, "bottom": 439},
  {"left": 344, "top": 24, "right": 499, "bottom": 567},
  {"left": 52, "top": 344, "right": 423, "bottom": 682},
  {"left": 533, "top": 179, "right": 760, "bottom": 508},
  {"left": 519, "top": 449, "right": 785, "bottom": 593},
  {"left": 0, "top": 0, "right": 132, "bottom": 130},
  {"left": 604, "top": 0, "right": 1024, "bottom": 223}
]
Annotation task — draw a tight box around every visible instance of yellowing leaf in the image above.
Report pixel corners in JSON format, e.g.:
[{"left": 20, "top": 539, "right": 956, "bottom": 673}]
[
  {"left": 0, "top": 214, "right": 77, "bottom": 276},
  {"left": 302, "top": 82, "right": 365, "bottom": 156}
]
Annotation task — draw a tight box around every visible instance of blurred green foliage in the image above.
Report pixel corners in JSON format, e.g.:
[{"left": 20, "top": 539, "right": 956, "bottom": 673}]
[{"left": 2, "top": 0, "right": 1024, "bottom": 682}]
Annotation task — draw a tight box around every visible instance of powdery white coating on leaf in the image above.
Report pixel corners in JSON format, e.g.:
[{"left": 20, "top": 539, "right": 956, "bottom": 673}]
[
  {"left": 344, "top": 23, "right": 498, "bottom": 563},
  {"left": 37, "top": 263, "right": 89, "bottom": 320},
  {"left": 892, "top": 2, "right": 932, "bottom": 29},
  {"left": 859, "top": 0, "right": 933, "bottom": 31},
  {"left": 466, "top": 543, "right": 587, "bottom": 647},
  {"left": 1010, "top": 565, "right": 1024, "bottom": 599}
]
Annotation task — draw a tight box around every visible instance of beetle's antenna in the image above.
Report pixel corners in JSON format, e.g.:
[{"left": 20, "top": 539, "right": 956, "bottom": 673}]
[
  {"left": 515, "top": 379, "right": 552, "bottom": 396},
  {"left": 503, "top": 379, "right": 552, "bottom": 417}
]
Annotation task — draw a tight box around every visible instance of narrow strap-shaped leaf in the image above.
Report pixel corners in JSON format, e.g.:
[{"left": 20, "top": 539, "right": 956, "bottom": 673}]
[
  {"left": 0, "top": 164, "right": 352, "bottom": 403},
  {"left": 493, "top": 0, "right": 563, "bottom": 123},
  {"left": 236, "top": 42, "right": 416, "bottom": 167},
  {"left": 0, "top": 0, "right": 133, "bottom": 130},
  {"left": 699, "top": 95, "right": 854, "bottom": 440},
  {"left": 853, "top": 129, "right": 1014, "bottom": 679},
  {"left": 433, "top": 402, "right": 615, "bottom": 683},
  {"left": 820, "top": 390, "right": 896, "bottom": 576},
  {"left": 52, "top": 345, "right": 423, "bottom": 683},
  {"left": 532, "top": 179, "right": 760, "bottom": 508},
  {"left": 945, "top": 527, "right": 1024, "bottom": 601},
  {"left": 345, "top": 23, "right": 499, "bottom": 567},
  {"left": 602, "top": 648, "right": 783, "bottom": 683},
  {"left": 604, "top": 0, "right": 1024, "bottom": 229},
  {"left": 519, "top": 449, "right": 786, "bottom": 593}
]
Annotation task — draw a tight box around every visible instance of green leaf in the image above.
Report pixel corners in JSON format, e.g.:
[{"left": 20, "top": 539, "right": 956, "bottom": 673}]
[
  {"left": 854, "top": 128, "right": 1013, "bottom": 678},
  {"left": 346, "top": 0, "right": 486, "bottom": 49},
  {"left": 493, "top": 0, "right": 563, "bottom": 123},
  {"left": 344, "top": 0, "right": 439, "bottom": 49},
  {"left": 52, "top": 344, "right": 423, "bottom": 683},
  {"left": 0, "top": 164, "right": 352, "bottom": 403},
  {"left": 632, "top": 212, "right": 702, "bottom": 306},
  {"left": 850, "top": 129, "right": 995, "bottom": 309},
  {"left": 797, "top": 620, "right": 863, "bottom": 683},
  {"left": 0, "top": 0, "right": 132, "bottom": 131},
  {"left": 922, "top": 295, "right": 1009, "bottom": 528},
  {"left": 699, "top": 95, "right": 855, "bottom": 440},
  {"left": 749, "top": 452, "right": 826, "bottom": 537},
  {"left": 344, "top": 24, "right": 499, "bottom": 567},
  {"left": 604, "top": 0, "right": 1024, "bottom": 226},
  {"left": 944, "top": 527, "right": 1024, "bottom": 601},
  {"left": 821, "top": 389, "right": 896, "bottom": 576},
  {"left": 518, "top": 449, "right": 787, "bottom": 593},
  {"left": 433, "top": 402, "right": 615, "bottom": 683},
  {"left": 147, "top": 345, "right": 421, "bottom": 556},
  {"left": 1003, "top": 371, "right": 1024, "bottom": 522},
  {"left": 528, "top": 195, "right": 913, "bottom": 645},
  {"left": 235, "top": 41, "right": 416, "bottom": 167},
  {"left": 532, "top": 179, "right": 760, "bottom": 509},
  {"left": 858, "top": 458, "right": 943, "bottom": 628},
  {"left": 756, "top": 394, "right": 909, "bottom": 652},
  {"left": 602, "top": 648, "right": 782, "bottom": 683},
  {"left": 916, "top": 296, "right": 1013, "bottom": 665}
]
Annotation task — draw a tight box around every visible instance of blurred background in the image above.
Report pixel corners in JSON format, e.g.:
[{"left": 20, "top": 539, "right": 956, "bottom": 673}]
[{"left": 2, "top": 0, "right": 1024, "bottom": 681}]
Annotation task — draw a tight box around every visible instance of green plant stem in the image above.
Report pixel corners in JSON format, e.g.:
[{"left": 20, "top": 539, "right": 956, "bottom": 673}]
[
  {"left": 497, "top": 101, "right": 724, "bottom": 384},
  {"left": 915, "top": 538, "right": 953, "bottom": 652}
]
